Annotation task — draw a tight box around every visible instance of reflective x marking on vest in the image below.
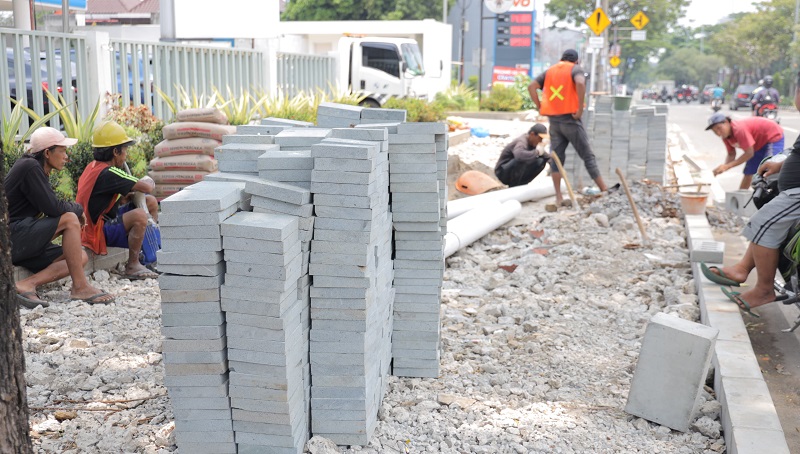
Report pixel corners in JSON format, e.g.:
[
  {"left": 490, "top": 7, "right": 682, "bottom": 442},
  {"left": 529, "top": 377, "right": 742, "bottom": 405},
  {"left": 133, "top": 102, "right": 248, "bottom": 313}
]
[{"left": 549, "top": 85, "right": 565, "bottom": 101}]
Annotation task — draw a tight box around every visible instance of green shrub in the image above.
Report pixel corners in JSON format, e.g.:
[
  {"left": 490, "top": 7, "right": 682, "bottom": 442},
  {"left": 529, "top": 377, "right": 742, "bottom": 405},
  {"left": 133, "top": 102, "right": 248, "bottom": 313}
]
[
  {"left": 2, "top": 141, "right": 26, "bottom": 173},
  {"left": 382, "top": 98, "right": 446, "bottom": 122},
  {"left": 62, "top": 140, "right": 94, "bottom": 197},
  {"left": 480, "top": 85, "right": 523, "bottom": 112},
  {"left": 512, "top": 74, "right": 534, "bottom": 110},
  {"left": 434, "top": 83, "right": 478, "bottom": 111},
  {"left": 467, "top": 75, "right": 479, "bottom": 92}
]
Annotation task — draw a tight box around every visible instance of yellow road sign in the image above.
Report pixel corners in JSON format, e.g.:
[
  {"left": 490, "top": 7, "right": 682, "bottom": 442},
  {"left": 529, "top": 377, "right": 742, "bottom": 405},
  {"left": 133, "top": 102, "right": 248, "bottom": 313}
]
[
  {"left": 585, "top": 8, "right": 611, "bottom": 36},
  {"left": 631, "top": 11, "right": 649, "bottom": 30},
  {"left": 609, "top": 56, "right": 621, "bottom": 68}
]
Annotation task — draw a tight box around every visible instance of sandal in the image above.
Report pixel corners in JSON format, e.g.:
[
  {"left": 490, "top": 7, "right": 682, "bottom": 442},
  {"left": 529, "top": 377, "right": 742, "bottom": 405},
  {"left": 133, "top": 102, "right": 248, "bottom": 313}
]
[
  {"left": 720, "top": 287, "right": 760, "bottom": 318},
  {"left": 701, "top": 262, "right": 742, "bottom": 287},
  {"left": 17, "top": 291, "right": 49, "bottom": 309}
]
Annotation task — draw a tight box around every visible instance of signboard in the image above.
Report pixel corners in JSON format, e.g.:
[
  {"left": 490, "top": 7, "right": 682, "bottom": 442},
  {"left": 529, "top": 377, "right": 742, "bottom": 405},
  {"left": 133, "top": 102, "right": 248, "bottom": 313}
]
[
  {"left": 35, "top": 0, "right": 87, "bottom": 9},
  {"left": 585, "top": 8, "right": 611, "bottom": 36},
  {"left": 495, "top": 11, "right": 536, "bottom": 75},
  {"left": 485, "top": 0, "right": 513, "bottom": 14},
  {"left": 631, "top": 30, "right": 647, "bottom": 41},
  {"left": 492, "top": 66, "right": 530, "bottom": 86},
  {"left": 609, "top": 56, "right": 621, "bottom": 68},
  {"left": 589, "top": 37, "right": 605, "bottom": 49},
  {"left": 630, "top": 11, "right": 649, "bottom": 30},
  {"left": 610, "top": 68, "right": 620, "bottom": 76},
  {"left": 172, "top": 0, "right": 278, "bottom": 39},
  {"left": 509, "top": 0, "right": 535, "bottom": 12}
]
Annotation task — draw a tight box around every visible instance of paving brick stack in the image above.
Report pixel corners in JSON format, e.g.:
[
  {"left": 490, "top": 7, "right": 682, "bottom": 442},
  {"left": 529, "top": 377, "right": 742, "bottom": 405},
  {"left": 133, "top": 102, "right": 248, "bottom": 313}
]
[
  {"left": 316, "top": 102, "right": 363, "bottom": 128},
  {"left": 387, "top": 122, "right": 448, "bottom": 378},
  {"left": 627, "top": 106, "right": 653, "bottom": 180},
  {"left": 271, "top": 129, "right": 333, "bottom": 189},
  {"left": 308, "top": 132, "right": 395, "bottom": 446},
  {"left": 220, "top": 211, "right": 309, "bottom": 454},
  {"left": 158, "top": 181, "right": 248, "bottom": 454},
  {"left": 645, "top": 109, "right": 668, "bottom": 182}
]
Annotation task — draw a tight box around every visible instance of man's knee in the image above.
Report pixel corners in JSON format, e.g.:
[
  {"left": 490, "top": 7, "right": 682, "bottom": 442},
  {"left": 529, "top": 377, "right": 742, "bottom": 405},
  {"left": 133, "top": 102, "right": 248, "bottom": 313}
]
[
  {"left": 124, "top": 208, "right": 148, "bottom": 232},
  {"left": 59, "top": 212, "right": 80, "bottom": 229},
  {"left": 80, "top": 248, "right": 89, "bottom": 266}
]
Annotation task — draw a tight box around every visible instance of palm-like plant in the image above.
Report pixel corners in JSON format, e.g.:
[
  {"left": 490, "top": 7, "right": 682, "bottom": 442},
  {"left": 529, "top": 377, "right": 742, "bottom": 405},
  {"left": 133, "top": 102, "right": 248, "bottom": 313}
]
[
  {"left": 43, "top": 88, "right": 102, "bottom": 142},
  {"left": 2, "top": 101, "right": 67, "bottom": 153},
  {"left": 214, "top": 87, "right": 269, "bottom": 125}
]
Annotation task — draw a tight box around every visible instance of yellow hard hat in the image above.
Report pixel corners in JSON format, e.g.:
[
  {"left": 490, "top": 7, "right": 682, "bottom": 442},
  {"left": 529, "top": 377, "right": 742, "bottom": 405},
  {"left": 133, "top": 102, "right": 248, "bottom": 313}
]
[{"left": 92, "top": 121, "right": 134, "bottom": 148}]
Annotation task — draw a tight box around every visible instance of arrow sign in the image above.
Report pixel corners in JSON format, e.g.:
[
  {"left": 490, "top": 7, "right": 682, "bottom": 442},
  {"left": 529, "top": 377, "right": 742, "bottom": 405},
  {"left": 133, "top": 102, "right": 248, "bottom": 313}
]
[
  {"left": 630, "top": 11, "right": 649, "bottom": 30},
  {"left": 585, "top": 7, "right": 611, "bottom": 36},
  {"left": 609, "top": 56, "right": 621, "bottom": 68}
]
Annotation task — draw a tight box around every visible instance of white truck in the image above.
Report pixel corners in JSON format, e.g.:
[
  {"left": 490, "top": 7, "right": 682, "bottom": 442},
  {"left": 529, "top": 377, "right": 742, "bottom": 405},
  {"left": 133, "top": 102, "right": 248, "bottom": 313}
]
[{"left": 336, "top": 36, "right": 432, "bottom": 107}]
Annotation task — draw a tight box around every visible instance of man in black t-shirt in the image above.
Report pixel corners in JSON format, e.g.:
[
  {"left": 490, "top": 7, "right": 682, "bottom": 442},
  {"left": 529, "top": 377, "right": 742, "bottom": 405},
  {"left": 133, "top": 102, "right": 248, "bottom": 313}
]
[
  {"left": 76, "top": 122, "right": 158, "bottom": 280},
  {"left": 494, "top": 124, "right": 550, "bottom": 187},
  {"left": 4, "top": 127, "right": 115, "bottom": 307}
]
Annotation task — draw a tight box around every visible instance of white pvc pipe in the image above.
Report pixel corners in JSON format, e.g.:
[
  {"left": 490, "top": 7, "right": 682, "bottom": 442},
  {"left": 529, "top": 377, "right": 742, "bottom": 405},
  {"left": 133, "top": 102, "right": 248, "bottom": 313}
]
[
  {"left": 444, "top": 200, "right": 522, "bottom": 258},
  {"left": 447, "top": 179, "right": 565, "bottom": 220}
]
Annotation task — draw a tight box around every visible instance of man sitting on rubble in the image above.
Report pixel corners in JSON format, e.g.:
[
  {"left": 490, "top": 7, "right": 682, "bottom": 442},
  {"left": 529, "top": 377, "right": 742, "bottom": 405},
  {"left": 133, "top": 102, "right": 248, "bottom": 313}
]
[
  {"left": 494, "top": 123, "right": 550, "bottom": 187},
  {"left": 4, "top": 127, "right": 114, "bottom": 306},
  {"left": 701, "top": 77, "right": 800, "bottom": 316},
  {"left": 76, "top": 121, "right": 159, "bottom": 281}
]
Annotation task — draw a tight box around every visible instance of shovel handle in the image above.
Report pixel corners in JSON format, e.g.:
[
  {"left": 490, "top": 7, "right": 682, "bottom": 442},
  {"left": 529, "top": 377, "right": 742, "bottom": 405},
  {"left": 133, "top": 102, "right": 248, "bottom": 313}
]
[{"left": 615, "top": 168, "right": 650, "bottom": 244}]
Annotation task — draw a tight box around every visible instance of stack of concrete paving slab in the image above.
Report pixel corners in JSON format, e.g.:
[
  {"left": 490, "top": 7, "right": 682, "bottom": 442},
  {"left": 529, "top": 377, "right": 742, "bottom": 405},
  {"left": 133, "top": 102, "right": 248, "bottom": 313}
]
[
  {"left": 610, "top": 111, "right": 630, "bottom": 178},
  {"left": 388, "top": 121, "right": 448, "bottom": 378},
  {"left": 628, "top": 107, "right": 654, "bottom": 180},
  {"left": 158, "top": 181, "right": 246, "bottom": 454},
  {"left": 646, "top": 110, "right": 668, "bottom": 182},
  {"left": 215, "top": 142, "right": 279, "bottom": 177},
  {"left": 220, "top": 211, "right": 309, "bottom": 454},
  {"left": 308, "top": 130, "right": 395, "bottom": 445},
  {"left": 271, "top": 129, "right": 332, "bottom": 188}
]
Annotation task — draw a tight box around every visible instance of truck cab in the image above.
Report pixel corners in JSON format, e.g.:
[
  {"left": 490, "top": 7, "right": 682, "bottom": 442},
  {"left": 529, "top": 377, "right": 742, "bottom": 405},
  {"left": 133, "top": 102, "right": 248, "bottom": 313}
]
[{"left": 337, "top": 36, "right": 428, "bottom": 107}]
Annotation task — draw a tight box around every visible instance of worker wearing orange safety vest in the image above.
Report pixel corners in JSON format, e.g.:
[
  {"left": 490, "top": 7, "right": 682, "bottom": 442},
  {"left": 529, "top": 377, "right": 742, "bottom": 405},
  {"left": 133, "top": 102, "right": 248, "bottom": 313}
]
[{"left": 529, "top": 49, "right": 610, "bottom": 206}]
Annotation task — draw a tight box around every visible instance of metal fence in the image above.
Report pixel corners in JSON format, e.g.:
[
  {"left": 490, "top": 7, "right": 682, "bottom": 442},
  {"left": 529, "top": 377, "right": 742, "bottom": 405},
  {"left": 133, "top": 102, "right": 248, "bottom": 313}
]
[
  {"left": 277, "top": 51, "right": 337, "bottom": 98},
  {"left": 0, "top": 28, "right": 91, "bottom": 135},
  {"left": 110, "top": 39, "right": 266, "bottom": 120}
]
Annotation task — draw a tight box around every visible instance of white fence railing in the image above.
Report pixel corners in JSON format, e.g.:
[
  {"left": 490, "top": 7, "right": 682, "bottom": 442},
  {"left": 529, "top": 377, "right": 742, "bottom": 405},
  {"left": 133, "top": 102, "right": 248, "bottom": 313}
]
[{"left": 277, "top": 51, "right": 337, "bottom": 98}]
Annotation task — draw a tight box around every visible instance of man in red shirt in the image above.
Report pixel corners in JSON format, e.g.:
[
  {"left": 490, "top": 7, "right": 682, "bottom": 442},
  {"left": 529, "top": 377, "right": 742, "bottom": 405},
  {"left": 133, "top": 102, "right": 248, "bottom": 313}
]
[{"left": 706, "top": 113, "right": 785, "bottom": 189}]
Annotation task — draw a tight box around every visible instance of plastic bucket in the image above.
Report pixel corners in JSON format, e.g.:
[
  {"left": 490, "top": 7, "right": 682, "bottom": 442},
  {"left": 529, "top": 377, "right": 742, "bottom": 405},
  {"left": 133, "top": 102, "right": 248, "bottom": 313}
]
[
  {"left": 613, "top": 96, "right": 632, "bottom": 111},
  {"left": 679, "top": 192, "right": 709, "bottom": 215}
]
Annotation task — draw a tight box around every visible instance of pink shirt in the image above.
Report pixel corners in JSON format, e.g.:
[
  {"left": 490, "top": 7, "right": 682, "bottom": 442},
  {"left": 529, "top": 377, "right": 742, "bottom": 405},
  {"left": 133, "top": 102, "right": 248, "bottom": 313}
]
[{"left": 723, "top": 117, "right": 783, "bottom": 154}]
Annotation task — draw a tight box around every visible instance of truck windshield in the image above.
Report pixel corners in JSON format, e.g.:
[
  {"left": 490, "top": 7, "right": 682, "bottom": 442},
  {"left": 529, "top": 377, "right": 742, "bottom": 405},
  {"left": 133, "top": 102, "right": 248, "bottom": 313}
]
[{"left": 401, "top": 43, "right": 425, "bottom": 76}]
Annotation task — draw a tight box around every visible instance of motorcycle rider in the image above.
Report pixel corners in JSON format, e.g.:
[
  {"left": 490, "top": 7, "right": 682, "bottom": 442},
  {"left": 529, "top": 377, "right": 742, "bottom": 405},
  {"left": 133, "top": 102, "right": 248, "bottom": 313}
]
[
  {"left": 711, "top": 83, "right": 725, "bottom": 110},
  {"left": 752, "top": 75, "right": 780, "bottom": 117}
]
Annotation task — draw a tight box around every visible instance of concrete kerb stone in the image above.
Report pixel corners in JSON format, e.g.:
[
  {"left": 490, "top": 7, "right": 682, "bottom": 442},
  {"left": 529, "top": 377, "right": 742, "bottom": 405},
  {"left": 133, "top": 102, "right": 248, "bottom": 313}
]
[{"left": 686, "top": 215, "right": 791, "bottom": 453}]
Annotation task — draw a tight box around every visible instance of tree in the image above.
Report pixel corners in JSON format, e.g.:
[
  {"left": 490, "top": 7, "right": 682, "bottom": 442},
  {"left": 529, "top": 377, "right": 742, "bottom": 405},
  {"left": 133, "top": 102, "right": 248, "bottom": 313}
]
[
  {"left": 282, "top": 0, "right": 456, "bottom": 21},
  {"left": 656, "top": 47, "right": 723, "bottom": 86},
  {"left": 0, "top": 139, "right": 33, "bottom": 453}
]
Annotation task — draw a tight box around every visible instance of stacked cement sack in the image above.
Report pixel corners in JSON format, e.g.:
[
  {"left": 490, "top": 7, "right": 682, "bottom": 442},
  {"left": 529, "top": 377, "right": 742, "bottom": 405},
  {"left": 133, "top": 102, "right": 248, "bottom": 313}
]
[
  {"left": 387, "top": 121, "right": 448, "bottom": 378},
  {"left": 150, "top": 108, "right": 235, "bottom": 200},
  {"left": 220, "top": 211, "right": 309, "bottom": 453},
  {"left": 159, "top": 102, "right": 447, "bottom": 452},
  {"left": 158, "top": 181, "right": 249, "bottom": 454}
]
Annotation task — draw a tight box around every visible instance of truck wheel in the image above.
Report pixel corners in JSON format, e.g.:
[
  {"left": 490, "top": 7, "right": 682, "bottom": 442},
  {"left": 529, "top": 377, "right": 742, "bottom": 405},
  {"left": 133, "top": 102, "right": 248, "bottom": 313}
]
[{"left": 359, "top": 99, "right": 380, "bottom": 108}]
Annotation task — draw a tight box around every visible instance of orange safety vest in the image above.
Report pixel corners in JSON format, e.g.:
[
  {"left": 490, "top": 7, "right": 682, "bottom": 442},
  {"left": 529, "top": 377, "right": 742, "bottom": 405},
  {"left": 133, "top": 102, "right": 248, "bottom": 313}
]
[
  {"left": 540, "top": 61, "right": 580, "bottom": 116},
  {"left": 76, "top": 161, "right": 119, "bottom": 255}
]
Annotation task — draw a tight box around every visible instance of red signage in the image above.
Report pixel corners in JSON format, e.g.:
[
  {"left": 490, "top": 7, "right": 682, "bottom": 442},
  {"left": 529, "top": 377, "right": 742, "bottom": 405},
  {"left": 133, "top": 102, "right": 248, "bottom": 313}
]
[{"left": 492, "top": 66, "right": 529, "bottom": 86}]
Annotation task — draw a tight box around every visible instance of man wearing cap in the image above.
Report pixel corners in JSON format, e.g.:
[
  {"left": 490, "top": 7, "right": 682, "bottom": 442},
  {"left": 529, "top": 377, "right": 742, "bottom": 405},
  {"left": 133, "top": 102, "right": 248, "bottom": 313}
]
[
  {"left": 706, "top": 113, "right": 784, "bottom": 189},
  {"left": 528, "top": 49, "right": 609, "bottom": 205},
  {"left": 76, "top": 121, "right": 159, "bottom": 281},
  {"left": 4, "top": 127, "right": 115, "bottom": 307},
  {"left": 494, "top": 123, "right": 550, "bottom": 187}
]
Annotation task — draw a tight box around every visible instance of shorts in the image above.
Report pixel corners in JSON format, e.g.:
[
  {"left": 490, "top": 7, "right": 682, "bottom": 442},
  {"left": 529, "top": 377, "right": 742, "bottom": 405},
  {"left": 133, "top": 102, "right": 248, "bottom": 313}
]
[
  {"left": 743, "top": 188, "right": 800, "bottom": 248},
  {"left": 10, "top": 216, "right": 63, "bottom": 273},
  {"left": 744, "top": 137, "right": 784, "bottom": 175},
  {"left": 103, "top": 203, "right": 134, "bottom": 249}
]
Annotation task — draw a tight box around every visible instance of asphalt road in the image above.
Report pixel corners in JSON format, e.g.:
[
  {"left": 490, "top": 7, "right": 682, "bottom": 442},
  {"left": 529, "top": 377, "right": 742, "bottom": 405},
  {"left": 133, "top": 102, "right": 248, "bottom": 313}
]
[{"left": 663, "top": 101, "right": 800, "bottom": 450}]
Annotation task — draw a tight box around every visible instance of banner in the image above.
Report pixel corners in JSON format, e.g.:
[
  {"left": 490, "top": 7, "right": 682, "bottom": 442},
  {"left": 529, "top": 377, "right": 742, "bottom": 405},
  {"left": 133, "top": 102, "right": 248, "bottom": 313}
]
[{"left": 492, "top": 66, "right": 529, "bottom": 86}]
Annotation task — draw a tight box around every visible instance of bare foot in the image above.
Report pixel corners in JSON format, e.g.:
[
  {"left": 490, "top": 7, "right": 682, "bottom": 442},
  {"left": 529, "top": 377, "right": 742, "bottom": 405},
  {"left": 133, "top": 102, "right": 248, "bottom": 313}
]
[{"left": 711, "top": 265, "right": 749, "bottom": 284}]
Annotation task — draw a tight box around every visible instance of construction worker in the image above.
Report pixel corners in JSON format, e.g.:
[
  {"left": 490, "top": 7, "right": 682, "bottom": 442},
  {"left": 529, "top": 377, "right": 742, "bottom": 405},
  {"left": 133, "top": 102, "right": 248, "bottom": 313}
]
[
  {"left": 4, "top": 127, "right": 114, "bottom": 306},
  {"left": 528, "top": 49, "right": 609, "bottom": 205},
  {"left": 494, "top": 123, "right": 550, "bottom": 187},
  {"left": 76, "top": 121, "right": 159, "bottom": 281}
]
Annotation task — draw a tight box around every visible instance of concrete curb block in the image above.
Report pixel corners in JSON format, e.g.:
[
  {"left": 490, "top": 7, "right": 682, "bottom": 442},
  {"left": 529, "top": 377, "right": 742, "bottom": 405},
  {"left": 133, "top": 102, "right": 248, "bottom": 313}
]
[
  {"left": 686, "top": 214, "right": 790, "bottom": 454},
  {"left": 13, "top": 247, "right": 129, "bottom": 282}
]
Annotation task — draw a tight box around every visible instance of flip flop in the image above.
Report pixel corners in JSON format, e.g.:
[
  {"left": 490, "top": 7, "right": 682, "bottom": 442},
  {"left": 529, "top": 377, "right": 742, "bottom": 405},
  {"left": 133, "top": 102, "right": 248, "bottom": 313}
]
[
  {"left": 122, "top": 269, "right": 159, "bottom": 280},
  {"left": 720, "top": 287, "right": 760, "bottom": 318},
  {"left": 16, "top": 291, "right": 50, "bottom": 309},
  {"left": 701, "top": 262, "right": 741, "bottom": 287},
  {"left": 71, "top": 291, "right": 115, "bottom": 305}
]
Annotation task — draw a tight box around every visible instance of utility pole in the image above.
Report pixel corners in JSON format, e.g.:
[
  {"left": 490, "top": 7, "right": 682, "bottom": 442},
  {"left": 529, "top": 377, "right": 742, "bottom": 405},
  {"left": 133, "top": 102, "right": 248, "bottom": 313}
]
[
  {"left": 443, "top": 0, "right": 448, "bottom": 24},
  {"left": 601, "top": 0, "right": 609, "bottom": 93},
  {"left": 793, "top": 0, "right": 799, "bottom": 95},
  {"left": 589, "top": 0, "right": 601, "bottom": 94}
]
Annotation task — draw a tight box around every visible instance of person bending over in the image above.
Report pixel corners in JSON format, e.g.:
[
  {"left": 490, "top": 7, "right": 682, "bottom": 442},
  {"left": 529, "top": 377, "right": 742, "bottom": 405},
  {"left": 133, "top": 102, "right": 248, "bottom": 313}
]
[
  {"left": 706, "top": 113, "right": 784, "bottom": 189},
  {"left": 494, "top": 123, "right": 550, "bottom": 187},
  {"left": 76, "top": 121, "right": 158, "bottom": 280},
  {"left": 4, "top": 127, "right": 114, "bottom": 306}
]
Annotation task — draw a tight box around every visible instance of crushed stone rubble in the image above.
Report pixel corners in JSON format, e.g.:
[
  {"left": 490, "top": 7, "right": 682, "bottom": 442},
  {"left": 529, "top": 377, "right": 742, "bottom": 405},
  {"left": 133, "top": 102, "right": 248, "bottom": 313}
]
[{"left": 20, "top": 134, "right": 727, "bottom": 453}]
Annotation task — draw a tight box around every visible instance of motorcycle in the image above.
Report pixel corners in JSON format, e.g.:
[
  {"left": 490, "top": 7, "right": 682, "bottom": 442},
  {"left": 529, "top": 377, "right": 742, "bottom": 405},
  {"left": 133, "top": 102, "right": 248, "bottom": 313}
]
[
  {"left": 754, "top": 94, "right": 780, "bottom": 123},
  {"left": 711, "top": 97, "right": 723, "bottom": 112},
  {"left": 657, "top": 92, "right": 672, "bottom": 103}
]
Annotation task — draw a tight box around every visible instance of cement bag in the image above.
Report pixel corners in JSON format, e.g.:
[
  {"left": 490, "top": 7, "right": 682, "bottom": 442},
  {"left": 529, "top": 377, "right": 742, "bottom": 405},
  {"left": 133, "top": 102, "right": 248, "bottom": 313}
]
[
  {"left": 154, "top": 138, "right": 221, "bottom": 158},
  {"left": 150, "top": 154, "right": 218, "bottom": 172},
  {"left": 177, "top": 107, "right": 229, "bottom": 125},
  {"left": 163, "top": 122, "right": 237, "bottom": 141},
  {"left": 153, "top": 185, "right": 187, "bottom": 201},
  {"left": 149, "top": 170, "right": 213, "bottom": 185}
]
